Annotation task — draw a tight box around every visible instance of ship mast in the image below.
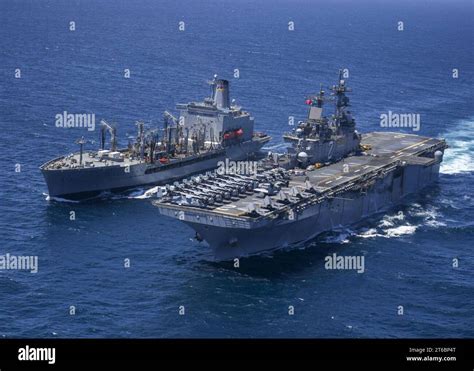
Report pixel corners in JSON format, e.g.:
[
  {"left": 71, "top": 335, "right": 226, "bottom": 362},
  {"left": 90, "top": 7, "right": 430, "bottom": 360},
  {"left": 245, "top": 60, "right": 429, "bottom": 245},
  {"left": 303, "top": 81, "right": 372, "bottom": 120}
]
[
  {"left": 208, "top": 74, "right": 218, "bottom": 103},
  {"left": 163, "top": 111, "right": 179, "bottom": 156},
  {"left": 330, "top": 69, "right": 352, "bottom": 124},
  {"left": 135, "top": 121, "right": 145, "bottom": 160},
  {"left": 100, "top": 120, "right": 117, "bottom": 151},
  {"left": 75, "top": 136, "right": 87, "bottom": 165}
]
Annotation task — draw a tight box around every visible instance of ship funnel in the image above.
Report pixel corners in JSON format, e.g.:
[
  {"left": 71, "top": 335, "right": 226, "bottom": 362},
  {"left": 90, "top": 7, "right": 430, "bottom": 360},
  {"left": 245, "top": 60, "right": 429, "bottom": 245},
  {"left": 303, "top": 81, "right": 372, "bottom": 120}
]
[{"left": 214, "top": 79, "right": 230, "bottom": 109}]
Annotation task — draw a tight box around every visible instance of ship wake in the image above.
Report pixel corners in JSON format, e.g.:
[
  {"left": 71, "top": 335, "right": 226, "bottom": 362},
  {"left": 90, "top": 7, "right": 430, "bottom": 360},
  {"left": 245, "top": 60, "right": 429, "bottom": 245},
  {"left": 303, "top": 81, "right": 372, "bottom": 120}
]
[
  {"left": 321, "top": 203, "right": 446, "bottom": 244},
  {"left": 440, "top": 118, "right": 474, "bottom": 174}
]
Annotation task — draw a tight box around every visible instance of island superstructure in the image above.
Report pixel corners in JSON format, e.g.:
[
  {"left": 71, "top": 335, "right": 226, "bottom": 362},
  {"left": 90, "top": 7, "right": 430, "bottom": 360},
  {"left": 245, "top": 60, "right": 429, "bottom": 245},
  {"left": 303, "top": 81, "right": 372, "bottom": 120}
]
[
  {"left": 154, "top": 71, "right": 447, "bottom": 260},
  {"left": 40, "top": 77, "right": 270, "bottom": 199}
]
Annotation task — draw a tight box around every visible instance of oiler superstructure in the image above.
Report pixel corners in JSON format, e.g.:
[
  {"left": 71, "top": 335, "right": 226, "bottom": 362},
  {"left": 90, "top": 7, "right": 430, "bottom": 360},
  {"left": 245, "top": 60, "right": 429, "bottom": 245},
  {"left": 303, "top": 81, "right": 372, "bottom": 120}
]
[{"left": 41, "top": 77, "right": 270, "bottom": 199}]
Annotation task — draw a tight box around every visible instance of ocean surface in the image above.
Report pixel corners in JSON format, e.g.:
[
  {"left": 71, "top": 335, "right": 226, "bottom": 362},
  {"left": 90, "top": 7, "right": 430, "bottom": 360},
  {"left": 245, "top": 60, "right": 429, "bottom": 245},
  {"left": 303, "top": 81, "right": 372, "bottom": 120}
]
[{"left": 0, "top": 0, "right": 473, "bottom": 338}]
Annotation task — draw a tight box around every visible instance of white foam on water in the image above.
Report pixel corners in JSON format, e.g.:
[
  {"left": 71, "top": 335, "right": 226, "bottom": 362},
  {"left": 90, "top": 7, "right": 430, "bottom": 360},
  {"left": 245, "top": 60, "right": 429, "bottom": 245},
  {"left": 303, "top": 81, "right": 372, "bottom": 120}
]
[
  {"left": 356, "top": 224, "right": 418, "bottom": 240},
  {"left": 330, "top": 235, "right": 350, "bottom": 244},
  {"left": 106, "top": 187, "right": 165, "bottom": 200},
  {"left": 408, "top": 204, "right": 447, "bottom": 228},
  {"left": 321, "top": 228, "right": 355, "bottom": 244},
  {"left": 357, "top": 210, "right": 420, "bottom": 239},
  {"left": 128, "top": 186, "right": 166, "bottom": 200},
  {"left": 378, "top": 210, "right": 405, "bottom": 228},
  {"left": 322, "top": 200, "right": 449, "bottom": 244},
  {"left": 357, "top": 228, "right": 382, "bottom": 239},
  {"left": 43, "top": 193, "right": 80, "bottom": 203},
  {"left": 440, "top": 118, "right": 474, "bottom": 174},
  {"left": 125, "top": 188, "right": 146, "bottom": 198},
  {"left": 384, "top": 225, "right": 418, "bottom": 238},
  {"left": 424, "top": 219, "right": 447, "bottom": 228}
]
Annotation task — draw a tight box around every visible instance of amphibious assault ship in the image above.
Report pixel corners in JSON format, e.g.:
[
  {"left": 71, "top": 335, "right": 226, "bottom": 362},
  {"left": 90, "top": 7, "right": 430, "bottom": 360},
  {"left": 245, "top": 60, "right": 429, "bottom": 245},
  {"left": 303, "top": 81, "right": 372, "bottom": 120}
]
[
  {"left": 154, "top": 71, "right": 447, "bottom": 260},
  {"left": 40, "top": 77, "right": 270, "bottom": 200}
]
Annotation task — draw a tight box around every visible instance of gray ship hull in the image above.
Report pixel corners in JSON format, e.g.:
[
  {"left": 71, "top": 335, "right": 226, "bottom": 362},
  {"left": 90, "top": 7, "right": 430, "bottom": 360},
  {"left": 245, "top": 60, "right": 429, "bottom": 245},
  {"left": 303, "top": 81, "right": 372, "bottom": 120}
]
[
  {"left": 41, "top": 138, "right": 268, "bottom": 200},
  {"left": 156, "top": 132, "right": 447, "bottom": 260},
  {"left": 184, "top": 160, "right": 440, "bottom": 260}
]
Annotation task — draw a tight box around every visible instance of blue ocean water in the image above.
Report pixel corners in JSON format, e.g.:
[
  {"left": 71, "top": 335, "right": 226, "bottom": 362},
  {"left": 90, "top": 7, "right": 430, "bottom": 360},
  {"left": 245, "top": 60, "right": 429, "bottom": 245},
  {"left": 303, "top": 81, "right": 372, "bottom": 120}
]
[{"left": 0, "top": 0, "right": 473, "bottom": 338}]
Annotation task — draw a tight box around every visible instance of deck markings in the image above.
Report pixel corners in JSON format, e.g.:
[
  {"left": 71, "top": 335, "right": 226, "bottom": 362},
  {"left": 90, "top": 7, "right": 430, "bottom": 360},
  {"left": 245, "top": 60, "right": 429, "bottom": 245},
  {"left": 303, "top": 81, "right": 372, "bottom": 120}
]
[{"left": 398, "top": 138, "right": 432, "bottom": 153}]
